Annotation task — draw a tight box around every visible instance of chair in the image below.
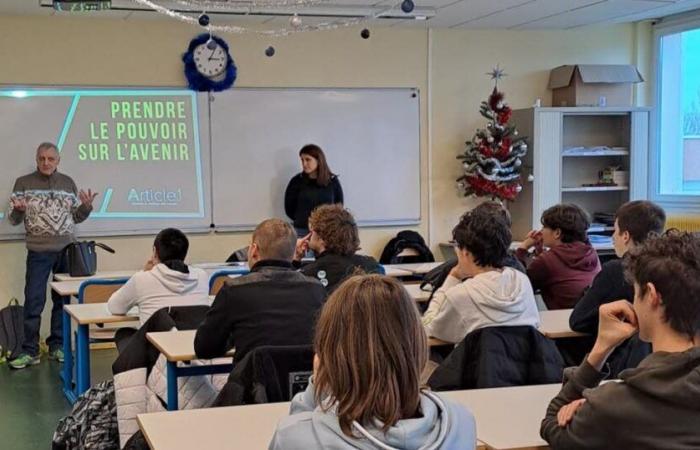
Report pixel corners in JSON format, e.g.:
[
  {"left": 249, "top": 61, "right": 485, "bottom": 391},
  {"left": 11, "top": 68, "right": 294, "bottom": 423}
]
[
  {"left": 208, "top": 268, "right": 250, "bottom": 296},
  {"left": 77, "top": 278, "right": 129, "bottom": 346},
  {"left": 212, "top": 344, "right": 314, "bottom": 407}
]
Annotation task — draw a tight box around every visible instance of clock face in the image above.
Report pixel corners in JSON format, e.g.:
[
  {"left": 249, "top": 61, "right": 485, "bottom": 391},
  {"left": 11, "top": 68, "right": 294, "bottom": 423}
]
[{"left": 193, "top": 43, "right": 227, "bottom": 78}]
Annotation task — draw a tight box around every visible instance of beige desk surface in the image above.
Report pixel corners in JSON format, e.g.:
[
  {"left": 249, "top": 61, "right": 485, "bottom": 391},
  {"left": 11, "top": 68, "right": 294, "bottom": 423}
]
[
  {"left": 50, "top": 280, "right": 95, "bottom": 297},
  {"left": 383, "top": 266, "right": 414, "bottom": 277},
  {"left": 64, "top": 303, "right": 139, "bottom": 325},
  {"left": 146, "top": 329, "right": 235, "bottom": 362},
  {"left": 538, "top": 309, "right": 587, "bottom": 339},
  {"left": 138, "top": 384, "right": 558, "bottom": 450},
  {"left": 442, "top": 383, "right": 559, "bottom": 450},
  {"left": 384, "top": 262, "right": 443, "bottom": 275},
  {"left": 54, "top": 270, "right": 137, "bottom": 282},
  {"left": 403, "top": 283, "right": 432, "bottom": 303}
]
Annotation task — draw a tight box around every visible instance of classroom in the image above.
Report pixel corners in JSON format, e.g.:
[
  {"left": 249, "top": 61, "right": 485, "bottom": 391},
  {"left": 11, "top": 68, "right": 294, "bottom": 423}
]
[{"left": 1, "top": 0, "right": 700, "bottom": 449}]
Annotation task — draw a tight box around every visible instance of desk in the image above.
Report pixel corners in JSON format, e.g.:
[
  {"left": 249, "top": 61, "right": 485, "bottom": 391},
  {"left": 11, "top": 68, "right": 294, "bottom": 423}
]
[
  {"left": 538, "top": 309, "right": 587, "bottom": 339},
  {"left": 403, "top": 283, "right": 431, "bottom": 303},
  {"left": 62, "top": 303, "right": 138, "bottom": 403},
  {"left": 146, "top": 330, "right": 235, "bottom": 411},
  {"left": 442, "top": 383, "right": 559, "bottom": 450},
  {"left": 138, "top": 384, "right": 559, "bottom": 450},
  {"left": 54, "top": 270, "right": 137, "bottom": 282},
  {"left": 382, "top": 265, "right": 414, "bottom": 277},
  {"left": 384, "top": 262, "right": 443, "bottom": 275}
]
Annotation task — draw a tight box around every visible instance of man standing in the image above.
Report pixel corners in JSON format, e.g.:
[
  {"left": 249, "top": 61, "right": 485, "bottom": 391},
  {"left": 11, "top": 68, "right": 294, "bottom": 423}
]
[{"left": 8, "top": 142, "right": 98, "bottom": 369}]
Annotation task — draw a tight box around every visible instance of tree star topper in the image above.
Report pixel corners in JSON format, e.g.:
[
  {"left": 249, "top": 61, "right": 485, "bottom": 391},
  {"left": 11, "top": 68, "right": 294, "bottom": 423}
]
[{"left": 487, "top": 64, "right": 507, "bottom": 86}]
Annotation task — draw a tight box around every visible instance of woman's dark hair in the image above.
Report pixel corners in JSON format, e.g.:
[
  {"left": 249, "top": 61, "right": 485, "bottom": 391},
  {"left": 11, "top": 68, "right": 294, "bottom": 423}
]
[
  {"left": 615, "top": 200, "right": 666, "bottom": 244},
  {"left": 624, "top": 230, "right": 700, "bottom": 339},
  {"left": 153, "top": 228, "right": 189, "bottom": 262},
  {"left": 540, "top": 203, "right": 590, "bottom": 243},
  {"left": 299, "top": 144, "right": 333, "bottom": 187},
  {"left": 452, "top": 209, "right": 510, "bottom": 268}
]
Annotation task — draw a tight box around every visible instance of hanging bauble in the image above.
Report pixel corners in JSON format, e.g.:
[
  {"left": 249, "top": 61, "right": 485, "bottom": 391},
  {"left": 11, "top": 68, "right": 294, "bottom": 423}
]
[
  {"left": 361, "top": 28, "right": 370, "bottom": 39},
  {"left": 515, "top": 185, "right": 523, "bottom": 193},
  {"left": 198, "top": 13, "right": 210, "bottom": 27},
  {"left": 265, "top": 46, "right": 275, "bottom": 57},
  {"left": 289, "top": 14, "right": 302, "bottom": 28},
  {"left": 514, "top": 159, "right": 522, "bottom": 167},
  {"left": 520, "top": 143, "right": 527, "bottom": 150},
  {"left": 487, "top": 136, "right": 494, "bottom": 143},
  {"left": 206, "top": 38, "right": 217, "bottom": 50},
  {"left": 401, "top": 0, "right": 415, "bottom": 13}
]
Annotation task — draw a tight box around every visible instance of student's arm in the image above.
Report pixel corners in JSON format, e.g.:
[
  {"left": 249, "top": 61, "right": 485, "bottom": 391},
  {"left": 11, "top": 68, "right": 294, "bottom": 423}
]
[
  {"left": 332, "top": 177, "right": 344, "bottom": 205},
  {"left": 107, "top": 275, "right": 140, "bottom": 315},
  {"left": 540, "top": 362, "right": 610, "bottom": 449},
  {"left": 194, "top": 289, "right": 235, "bottom": 359},
  {"left": 422, "top": 275, "right": 465, "bottom": 344},
  {"left": 284, "top": 177, "right": 300, "bottom": 220}
]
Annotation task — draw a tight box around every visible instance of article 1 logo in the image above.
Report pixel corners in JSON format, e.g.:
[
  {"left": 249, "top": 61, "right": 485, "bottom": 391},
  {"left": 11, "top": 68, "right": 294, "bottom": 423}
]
[{"left": 128, "top": 188, "right": 183, "bottom": 206}]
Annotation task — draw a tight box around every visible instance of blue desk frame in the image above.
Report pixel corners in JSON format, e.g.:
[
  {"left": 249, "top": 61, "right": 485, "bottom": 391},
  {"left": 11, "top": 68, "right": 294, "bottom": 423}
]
[
  {"left": 61, "top": 278, "right": 130, "bottom": 404},
  {"left": 165, "top": 360, "right": 234, "bottom": 410},
  {"left": 207, "top": 267, "right": 250, "bottom": 294}
]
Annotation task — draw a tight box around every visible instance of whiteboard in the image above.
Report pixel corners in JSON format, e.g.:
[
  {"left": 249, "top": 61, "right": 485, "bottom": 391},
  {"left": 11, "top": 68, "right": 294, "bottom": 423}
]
[
  {"left": 210, "top": 88, "right": 421, "bottom": 230},
  {"left": 0, "top": 88, "right": 211, "bottom": 239}
]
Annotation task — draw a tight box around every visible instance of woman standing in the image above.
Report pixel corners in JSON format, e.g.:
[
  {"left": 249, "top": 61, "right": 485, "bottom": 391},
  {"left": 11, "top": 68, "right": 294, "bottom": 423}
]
[{"left": 284, "top": 144, "right": 343, "bottom": 236}]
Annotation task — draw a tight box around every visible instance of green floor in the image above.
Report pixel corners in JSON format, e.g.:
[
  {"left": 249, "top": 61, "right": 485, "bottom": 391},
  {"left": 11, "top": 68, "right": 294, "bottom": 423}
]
[{"left": 0, "top": 348, "right": 118, "bottom": 450}]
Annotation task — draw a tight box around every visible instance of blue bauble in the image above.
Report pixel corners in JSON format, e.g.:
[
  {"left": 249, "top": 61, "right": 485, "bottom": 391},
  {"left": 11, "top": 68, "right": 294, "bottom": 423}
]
[
  {"left": 198, "top": 14, "right": 210, "bottom": 27},
  {"left": 265, "top": 46, "right": 275, "bottom": 57},
  {"left": 401, "top": 0, "right": 414, "bottom": 13}
]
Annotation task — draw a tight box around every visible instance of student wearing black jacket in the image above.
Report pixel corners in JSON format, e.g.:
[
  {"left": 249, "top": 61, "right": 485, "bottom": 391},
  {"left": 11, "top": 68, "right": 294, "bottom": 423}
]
[
  {"left": 570, "top": 201, "right": 666, "bottom": 333},
  {"left": 284, "top": 144, "right": 343, "bottom": 236},
  {"left": 294, "top": 204, "right": 381, "bottom": 293},
  {"left": 194, "top": 219, "right": 326, "bottom": 363}
]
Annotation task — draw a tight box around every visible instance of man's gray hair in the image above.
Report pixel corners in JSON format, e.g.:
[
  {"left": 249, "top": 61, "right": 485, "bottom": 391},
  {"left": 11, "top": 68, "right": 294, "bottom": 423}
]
[{"left": 36, "top": 142, "right": 58, "bottom": 155}]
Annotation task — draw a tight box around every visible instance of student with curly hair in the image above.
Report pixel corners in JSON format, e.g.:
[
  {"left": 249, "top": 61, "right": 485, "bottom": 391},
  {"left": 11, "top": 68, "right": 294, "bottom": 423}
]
[
  {"left": 516, "top": 203, "right": 600, "bottom": 310},
  {"left": 269, "top": 275, "right": 476, "bottom": 450},
  {"left": 422, "top": 208, "right": 539, "bottom": 344},
  {"left": 541, "top": 231, "right": 700, "bottom": 449},
  {"left": 294, "top": 204, "right": 381, "bottom": 292}
]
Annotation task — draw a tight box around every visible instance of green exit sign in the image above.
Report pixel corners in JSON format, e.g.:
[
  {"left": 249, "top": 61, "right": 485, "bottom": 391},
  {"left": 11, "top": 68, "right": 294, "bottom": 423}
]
[{"left": 53, "top": 0, "right": 111, "bottom": 12}]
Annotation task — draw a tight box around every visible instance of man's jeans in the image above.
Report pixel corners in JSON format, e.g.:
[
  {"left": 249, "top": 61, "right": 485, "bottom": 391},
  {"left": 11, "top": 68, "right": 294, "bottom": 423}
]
[{"left": 22, "top": 250, "right": 68, "bottom": 356}]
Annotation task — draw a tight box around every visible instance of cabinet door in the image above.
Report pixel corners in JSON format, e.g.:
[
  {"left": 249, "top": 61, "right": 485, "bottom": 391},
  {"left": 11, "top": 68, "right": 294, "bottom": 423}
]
[
  {"left": 533, "top": 111, "right": 562, "bottom": 229},
  {"left": 630, "top": 110, "right": 649, "bottom": 200}
]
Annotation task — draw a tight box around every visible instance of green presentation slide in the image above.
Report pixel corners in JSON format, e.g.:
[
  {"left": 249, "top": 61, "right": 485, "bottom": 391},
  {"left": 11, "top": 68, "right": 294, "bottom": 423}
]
[{"left": 0, "top": 89, "right": 205, "bottom": 220}]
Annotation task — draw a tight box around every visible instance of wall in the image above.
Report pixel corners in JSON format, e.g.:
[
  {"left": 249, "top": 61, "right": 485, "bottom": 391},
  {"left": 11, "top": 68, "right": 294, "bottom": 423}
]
[{"left": 0, "top": 15, "right": 649, "bottom": 312}]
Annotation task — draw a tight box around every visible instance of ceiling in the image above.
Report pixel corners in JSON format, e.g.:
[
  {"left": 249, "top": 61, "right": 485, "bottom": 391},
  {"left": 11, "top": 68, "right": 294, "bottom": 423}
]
[{"left": 1, "top": 0, "right": 699, "bottom": 29}]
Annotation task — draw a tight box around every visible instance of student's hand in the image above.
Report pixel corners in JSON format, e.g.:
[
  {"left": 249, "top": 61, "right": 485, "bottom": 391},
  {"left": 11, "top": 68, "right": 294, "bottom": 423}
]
[
  {"left": 78, "top": 189, "right": 99, "bottom": 207},
  {"left": 557, "top": 398, "right": 586, "bottom": 427},
  {"left": 587, "top": 300, "right": 639, "bottom": 370},
  {"left": 294, "top": 233, "right": 311, "bottom": 261},
  {"left": 520, "top": 230, "right": 542, "bottom": 251},
  {"left": 143, "top": 256, "right": 158, "bottom": 271},
  {"left": 449, "top": 265, "right": 468, "bottom": 280},
  {"left": 10, "top": 197, "right": 27, "bottom": 212}
]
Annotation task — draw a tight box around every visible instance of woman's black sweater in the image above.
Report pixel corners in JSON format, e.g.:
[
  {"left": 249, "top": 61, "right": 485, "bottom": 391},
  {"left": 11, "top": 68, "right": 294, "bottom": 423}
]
[{"left": 284, "top": 173, "right": 343, "bottom": 230}]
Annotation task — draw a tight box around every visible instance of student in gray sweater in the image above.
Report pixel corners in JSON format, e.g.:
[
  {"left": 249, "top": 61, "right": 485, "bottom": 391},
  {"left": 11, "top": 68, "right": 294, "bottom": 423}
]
[
  {"left": 541, "top": 231, "right": 700, "bottom": 449},
  {"left": 270, "top": 275, "right": 476, "bottom": 450},
  {"left": 8, "top": 142, "right": 98, "bottom": 369}
]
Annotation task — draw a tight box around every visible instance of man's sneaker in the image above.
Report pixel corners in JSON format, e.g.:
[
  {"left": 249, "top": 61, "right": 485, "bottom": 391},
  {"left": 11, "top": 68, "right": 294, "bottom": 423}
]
[
  {"left": 9, "top": 353, "right": 40, "bottom": 369},
  {"left": 49, "top": 348, "right": 65, "bottom": 363}
]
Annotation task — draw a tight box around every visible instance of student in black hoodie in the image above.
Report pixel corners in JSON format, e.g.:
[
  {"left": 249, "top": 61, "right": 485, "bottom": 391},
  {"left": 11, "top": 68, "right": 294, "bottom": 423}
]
[
  {"left": 570, "top": 201, "right": 666, "bottom": 333},
  {"left": 194, "top": 219, "right": 326, "bottom": 363},
  {"left": 295, "top": 204, "right": 381, "bottom": 293},
  {"left": 284, "top": 144, "right": 343, "bottom": 236}
]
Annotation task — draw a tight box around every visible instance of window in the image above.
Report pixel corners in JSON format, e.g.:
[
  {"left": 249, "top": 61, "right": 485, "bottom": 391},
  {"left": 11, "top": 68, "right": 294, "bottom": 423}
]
[{"left": 654, "top": 18, "right": 700, "bottom": 206}]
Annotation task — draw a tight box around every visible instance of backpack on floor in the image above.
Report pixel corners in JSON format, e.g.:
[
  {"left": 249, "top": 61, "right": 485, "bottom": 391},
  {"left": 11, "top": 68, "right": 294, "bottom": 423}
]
[{"left": 0, "top": 298, "right": 24, "bottom": 362}]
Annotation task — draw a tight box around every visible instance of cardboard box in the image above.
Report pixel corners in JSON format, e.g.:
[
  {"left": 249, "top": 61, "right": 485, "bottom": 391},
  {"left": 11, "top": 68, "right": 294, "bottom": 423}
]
[{"left": 548, "top": 64, "right": 643, "bottom": 107}]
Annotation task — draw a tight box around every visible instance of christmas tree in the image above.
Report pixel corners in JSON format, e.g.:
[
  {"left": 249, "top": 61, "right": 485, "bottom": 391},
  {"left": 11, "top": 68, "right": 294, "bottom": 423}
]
[{"left": 457, "top": 66, "right": 528, "bottom": 201}]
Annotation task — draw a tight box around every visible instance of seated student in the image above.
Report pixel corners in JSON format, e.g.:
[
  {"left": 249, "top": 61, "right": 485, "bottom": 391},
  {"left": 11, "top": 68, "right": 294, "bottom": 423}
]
[
  {"left": 294, "top": 204, "right": 381, "bottom": 292},
  {"left": 570, "top": 200, "right": 666, "bottom": 333},
  {"left": 194, "top": 219, "right": 326, "bottom": 363},
  {"left": 540, "top": 231, "right": 700, "bottom": 449},
  {"left": 422, "top": 208, "right": 539, "bottom": 344},
  {"left": 269, "top": 275, "right": 476, "bottom": 450},
  {"left": 107, "top": 228, "right": 209, "bottom": 327},
  {"left": 516, "top": 203, "right": 600, "bottom": 310}
]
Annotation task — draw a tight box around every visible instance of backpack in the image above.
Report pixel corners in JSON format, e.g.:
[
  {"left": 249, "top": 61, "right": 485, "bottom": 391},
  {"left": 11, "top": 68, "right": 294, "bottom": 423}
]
[
  {"left": 52, "top": 380, "right": 119, "bottom": 450},
  {"left": 379, "top": 231, "right": 435, "bottom": 264},
  {"left": 0, "top": 298, "right": 24, "bottom": 362}
]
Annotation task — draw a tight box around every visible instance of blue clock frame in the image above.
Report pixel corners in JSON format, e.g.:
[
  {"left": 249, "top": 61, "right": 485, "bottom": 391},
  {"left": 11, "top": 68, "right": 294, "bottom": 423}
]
[{"left": 182, "top": 33, "right": 237, "bottom": 92}]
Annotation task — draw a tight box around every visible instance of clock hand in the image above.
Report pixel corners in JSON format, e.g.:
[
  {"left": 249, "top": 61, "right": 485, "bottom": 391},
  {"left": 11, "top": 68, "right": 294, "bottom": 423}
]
[{"left": 208, "top": 48, "right": 216, "bottom": 60}]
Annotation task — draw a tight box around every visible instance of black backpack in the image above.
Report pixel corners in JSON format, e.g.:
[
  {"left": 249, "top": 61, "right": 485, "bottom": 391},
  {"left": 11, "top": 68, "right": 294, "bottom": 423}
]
[
  {"left": 379, "top": 231, "right": 435, "bottom": 264},
  {"left": 0, "top": 298, "right": 24, "bottom": 361}
]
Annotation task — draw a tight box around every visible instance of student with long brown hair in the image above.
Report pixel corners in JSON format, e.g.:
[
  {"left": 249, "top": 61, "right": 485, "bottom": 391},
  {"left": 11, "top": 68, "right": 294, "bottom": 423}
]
[
  {"left": 269, "top": 275, "right": 476, "bottom": 450},
  {"left": 284, "top": 144, "right": 344, "bottom": 236}
]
